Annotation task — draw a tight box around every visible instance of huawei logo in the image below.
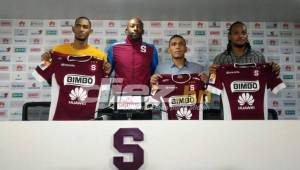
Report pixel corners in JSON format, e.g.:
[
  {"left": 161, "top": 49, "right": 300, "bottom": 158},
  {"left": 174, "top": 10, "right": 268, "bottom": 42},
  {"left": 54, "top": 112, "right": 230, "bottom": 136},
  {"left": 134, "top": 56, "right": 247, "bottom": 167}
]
[
  {"left": 176, "top": 107, "right": 192, "bottom": 120},
  {"left": 69, "top": 87, "right": 87, "bottom": 102},
  {"left": 238, "top": 93, "right": 254, "bottom": 106}
]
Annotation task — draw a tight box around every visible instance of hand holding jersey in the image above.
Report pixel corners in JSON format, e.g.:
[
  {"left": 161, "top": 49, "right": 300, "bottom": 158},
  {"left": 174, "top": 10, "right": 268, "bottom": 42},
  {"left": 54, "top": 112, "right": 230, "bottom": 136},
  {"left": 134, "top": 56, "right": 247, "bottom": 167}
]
[
  {"left": 33, "top": 52, "right": 107, "bottom": 120},
  {"left": 151, "top": 73, "right": 208, "bottom": 120}
]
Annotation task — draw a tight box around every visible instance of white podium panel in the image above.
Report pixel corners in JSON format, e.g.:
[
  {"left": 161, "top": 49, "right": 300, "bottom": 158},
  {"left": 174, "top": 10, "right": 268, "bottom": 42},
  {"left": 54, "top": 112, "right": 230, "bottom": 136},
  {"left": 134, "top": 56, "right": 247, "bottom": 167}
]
[{"left": 0, "top": 121, "right": 299, "bottom": 170}]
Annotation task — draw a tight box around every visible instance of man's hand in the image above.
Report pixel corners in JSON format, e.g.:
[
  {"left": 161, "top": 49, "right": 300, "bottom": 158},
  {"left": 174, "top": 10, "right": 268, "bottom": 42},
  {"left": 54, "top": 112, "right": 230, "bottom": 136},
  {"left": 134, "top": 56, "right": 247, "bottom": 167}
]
[
  {"left": 209, "top": 64, "right": 220, "bottom": 74},
  {"left": 41, "top": 51, "right": 52, "bottom": 67},
  {"left": 150, "top": 74, "right": 162, "bottom": 86},
  {"left": 103, "top": 62, "right": 112, "bottom": 74},
  {"left": 199, "top": 72, "right": 208, "bottom": 83},
  {"left": 270, "top": 62, "right": 280, "bottom": 76}
]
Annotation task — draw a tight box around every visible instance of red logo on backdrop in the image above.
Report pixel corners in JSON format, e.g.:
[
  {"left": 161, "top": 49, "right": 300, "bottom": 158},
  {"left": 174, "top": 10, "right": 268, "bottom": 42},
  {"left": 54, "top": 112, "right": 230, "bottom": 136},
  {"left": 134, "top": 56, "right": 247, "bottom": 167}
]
[
  {"left": 49, "top": 21, "right": 56, "bottom": 27},
  {"left": 167, "top": 22, "right": 174, "bottom": 28},
  {"left": 108, "top": 21, "right": 115, "bottom": 27},
  {"left": 197, "top": 22, "right": 204, "bottom": 28},
  {"left": 0, "top": 101, "right": 5, "bottom": 108},
  {"left": 18, "top": 21, "right": 26, "bottom": 27},
  {"left": 255, "top": 22, "right": 261, "bottom": 29}
]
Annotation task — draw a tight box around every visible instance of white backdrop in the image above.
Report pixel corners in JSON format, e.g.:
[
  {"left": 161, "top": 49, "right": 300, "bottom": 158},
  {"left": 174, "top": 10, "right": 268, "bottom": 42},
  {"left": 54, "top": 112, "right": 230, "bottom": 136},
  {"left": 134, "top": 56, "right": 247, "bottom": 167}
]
[{"left": 0, "top": 19, "right": 299, "bottom": 120}]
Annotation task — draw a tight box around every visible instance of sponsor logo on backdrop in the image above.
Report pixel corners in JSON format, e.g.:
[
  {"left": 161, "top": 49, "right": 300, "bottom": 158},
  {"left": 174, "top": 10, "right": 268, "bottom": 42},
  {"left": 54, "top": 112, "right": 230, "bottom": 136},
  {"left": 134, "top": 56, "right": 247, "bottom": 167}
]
[
  {"left": 13, "top": 64, "right": 26, "bottom": 71},
  {"left": 27, "top": 92, "right": 40, "bottom": 99},
  {"left": 266, "top": 22, "right": 278, "bottom": 29},
  {"left": 0, "top": 92, "right": 9, "bottom": 99},
  {"left": 0, "top": 83, "right": 9, "bottom": 89},
  {"left": 60, "top": 20, "right": 72, "bottom": 27},
  {"left": 105, "top": 29, "right": 119, "bottom": 36},
  {"left": 14, "top": 55, "right": 26, "bottom": 63},
  {"left": 61, "top": 29, "right": 72, "bottom": 35},
  {"left": 14, "top": 47, "right": 26, "bottom": 53},
  {"left": 267, "top": 39, "right": 279, "bottom": 46},
  {"left": 14, "top": 29, "right": 28, "bottom": 36},
  {"left": 195, "top": 21, "right": 206, "bottom": 28},
  {"left": 11, "top": 92, "right": 24, "bottom": 98},
  {"left": 208, "top": 21, "right": 221, "bottom": 28},
  {"left": 11, "top": 82, "right": 26, "bottom": 89},
  {"left": 266, "top": 30, "right": 279, "bottom": 37},
  {"left": 281, "top": 22, "right": 290, "bottom": 29},
  {"left": 0, "top": 65, "right": 9, "bottom": 71},
  {"left": 45, "top": 29, "right": 58, "bottom": 35},
  {"left": 30, "top": 47, "right": 42, "bottom": 53},
  {"left": 0, "top": 38, "right": 11, "bottom": 44},
  {"left": 253, "top": 39, "right": 264, "bottom": 45},
  {"left": 166, "top": 21, "right": 175, "bottom": 28},
  {"left": 285, "top": 110, "right": 296, "bottom": 116},
  {"left": 0, "top": 55, "right": 10, "bottom": 63},
  {"left": 12, "top": 73, "right": 26, "bottom": 81},
  {"left": 30, "top": 20, "right": 44, "bottom": 27},
  {"left": 0, "top": 20, "right": 12, "bottom": 27},
  {"left": 280, "top": 39, "right": 294, "bottom": 46},
  {"left": 47, "top": 20, "right": 56, "bottom": 27},
  {"left": 251, "top": 30, "right": 265, "bottom": 37},
  {"left": 29, "top": 29, "right": 43, "bottom": 35},
  {"left": 164, "top": 30, "right": 177, "bottom": 36},
  {"left": 0, "top": 29, "right": 12, "bottom": 35},
  {"left": 14, "top": 37, "right": 27, "bottom": 44},
  {"left": 0, "top": 47, "right": 11, "bottom": 53},
  {"left": 0, "top": 110, "right": 7, "bottom": 116},
  {"left": 150, "top": 21, "right": 162, "bottom": 28},
  {"left": 106, "top": 21, "right": 116, "bottom": 28},
  {"left": 16, "top": 20, "right": 26, "bottom": 27},
  {"left": 194, "top": 30, "right": 206, "bottom": 36},
  {"left": 209, "top": 31, "right": 220, "bottom": 36},
  {"left": 27, "top": 82, "right": 41, "bottom": 89},
  {"left": 178, "top": 21, "right": 192, "bottom": 28},
  {"left": 29, "top": 38, "right": 42, "bottom": 44},
  {"left": 280, "top": 31, "right": 293, "bottom": 37}
]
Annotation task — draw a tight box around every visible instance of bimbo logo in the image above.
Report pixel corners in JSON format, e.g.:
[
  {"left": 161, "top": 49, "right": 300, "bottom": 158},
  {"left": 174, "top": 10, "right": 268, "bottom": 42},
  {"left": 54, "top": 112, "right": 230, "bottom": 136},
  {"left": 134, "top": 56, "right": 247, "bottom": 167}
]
[
  {"left": 231, "top": 81, "right": 260, "bottom": 92},
  {"left": 64, "top": 74, "right": 95, "bottom": 87},
  {"left": 169, "top": 94, "right": 196, "bottom": 107}
]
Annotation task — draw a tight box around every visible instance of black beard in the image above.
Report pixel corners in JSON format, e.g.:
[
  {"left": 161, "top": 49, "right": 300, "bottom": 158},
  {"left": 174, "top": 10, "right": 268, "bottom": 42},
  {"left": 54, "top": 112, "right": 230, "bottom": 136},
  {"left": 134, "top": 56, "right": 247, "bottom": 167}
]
[
  {"left": 127, "top": 32, "right": 142, "bottom": 40},
  {"left": 232, "top": 42, "right": 246, "bottom": 48},
  {"left": 75, "top": 36, "right": 87, "bottom": 42}
]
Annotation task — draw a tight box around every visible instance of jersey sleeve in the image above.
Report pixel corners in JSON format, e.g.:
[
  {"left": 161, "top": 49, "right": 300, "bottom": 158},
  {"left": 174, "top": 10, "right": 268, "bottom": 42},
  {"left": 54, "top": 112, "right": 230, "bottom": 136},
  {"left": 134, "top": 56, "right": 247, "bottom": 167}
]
[
  {"left": 32, "top": 58, "right": 57, "bottom": 83},
  {"left": 266, "top": 64, "right": 286, "bottom": 94},
  {"left": 206, "top": 66, "right": 223, "bottom": 95}
]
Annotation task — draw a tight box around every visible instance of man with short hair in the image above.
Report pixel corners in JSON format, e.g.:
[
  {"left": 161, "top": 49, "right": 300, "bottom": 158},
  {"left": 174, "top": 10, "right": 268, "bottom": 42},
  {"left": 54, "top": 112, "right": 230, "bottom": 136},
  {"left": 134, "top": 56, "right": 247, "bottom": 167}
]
[
  {"left": 108, "top": 17, "right": 158, "bottom": 91},
  {"left": 107, "top": 17, "right": 159, "bottom": 120},
  {"left": 41, "top": 16, "right": 110, "bottom": 71},
  {"left": 151, "top": 34, "right": 207, "bottom": 85}
]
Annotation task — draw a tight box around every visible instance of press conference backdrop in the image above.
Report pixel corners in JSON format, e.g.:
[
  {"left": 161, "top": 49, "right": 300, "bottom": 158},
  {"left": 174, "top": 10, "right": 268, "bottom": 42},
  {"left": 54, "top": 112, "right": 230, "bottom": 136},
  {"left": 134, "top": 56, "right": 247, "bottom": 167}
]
[{"left": 0, "top": 20, "right": 299, "bottom": 120}]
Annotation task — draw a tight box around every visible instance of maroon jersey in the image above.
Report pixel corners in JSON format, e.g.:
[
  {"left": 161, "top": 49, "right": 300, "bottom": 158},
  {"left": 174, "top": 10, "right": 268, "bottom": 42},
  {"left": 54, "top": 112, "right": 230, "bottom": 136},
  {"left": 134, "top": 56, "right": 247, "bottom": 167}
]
[
  {"left": 32, "top": 52, "right": 106, "bottom": 120},
  {"left": 207, "top": 63, "right": 286, "bottom": 120},
  {"left": 153, "top": 74, "right": 206, "bottom": 120}
]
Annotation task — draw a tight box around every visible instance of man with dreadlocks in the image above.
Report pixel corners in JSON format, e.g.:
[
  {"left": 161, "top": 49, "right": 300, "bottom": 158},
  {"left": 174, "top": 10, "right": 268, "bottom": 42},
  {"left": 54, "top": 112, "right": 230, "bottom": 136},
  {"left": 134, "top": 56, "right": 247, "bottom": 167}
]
[
  {"left": 211, "top": 21, "right": 280, "bottom": 71},
  {"left": 208, "top": 21, "right": 281, "bottom": 119}
]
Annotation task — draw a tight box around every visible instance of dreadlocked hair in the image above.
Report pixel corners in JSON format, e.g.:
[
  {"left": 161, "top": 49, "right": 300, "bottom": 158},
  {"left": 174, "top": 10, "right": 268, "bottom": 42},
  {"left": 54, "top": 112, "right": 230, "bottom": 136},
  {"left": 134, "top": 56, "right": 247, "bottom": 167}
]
[{"left": 226, "top": 21, "right": 251, "bottom": 54}]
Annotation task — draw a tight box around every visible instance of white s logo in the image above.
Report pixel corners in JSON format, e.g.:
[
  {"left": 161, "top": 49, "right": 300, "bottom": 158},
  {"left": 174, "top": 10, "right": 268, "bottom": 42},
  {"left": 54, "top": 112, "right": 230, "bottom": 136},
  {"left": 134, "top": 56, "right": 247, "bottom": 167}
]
[{"left": 140, "top": 45, "right": 147, "bottom": 53}]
